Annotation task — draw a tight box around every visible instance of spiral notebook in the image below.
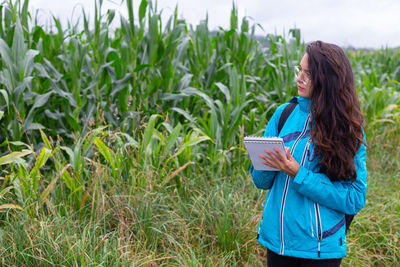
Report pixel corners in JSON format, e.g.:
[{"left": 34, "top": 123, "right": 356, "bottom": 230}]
[{"left": 244, "top": 136, "right": 286, "bottom": 171}]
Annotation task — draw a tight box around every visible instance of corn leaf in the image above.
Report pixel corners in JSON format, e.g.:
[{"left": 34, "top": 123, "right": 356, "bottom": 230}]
[{"left": 0, "top": 150, "right": 33, "bottom": 166}]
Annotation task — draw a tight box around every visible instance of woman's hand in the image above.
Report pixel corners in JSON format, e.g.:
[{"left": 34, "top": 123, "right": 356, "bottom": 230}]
[{"left": 260, "top": 147, "right": 300, "bottom": 178}]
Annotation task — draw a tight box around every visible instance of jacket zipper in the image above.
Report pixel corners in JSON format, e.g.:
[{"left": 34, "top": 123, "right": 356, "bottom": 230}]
[
  {"left": 314, "top": 203, "right": 323, "bottom": 257},
  {"left": 279, "top": 114, "right": 311, "bottom": 255}
]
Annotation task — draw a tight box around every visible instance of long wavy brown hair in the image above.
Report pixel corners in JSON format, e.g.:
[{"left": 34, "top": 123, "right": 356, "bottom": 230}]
[{"left": 306, "top": 41, "right": 365, "bottom": 182}]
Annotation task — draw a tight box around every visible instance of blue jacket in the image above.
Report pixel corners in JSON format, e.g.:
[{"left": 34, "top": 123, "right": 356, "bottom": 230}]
[{"left": 251, "top": 96, "right": 367, "bottom": 259}]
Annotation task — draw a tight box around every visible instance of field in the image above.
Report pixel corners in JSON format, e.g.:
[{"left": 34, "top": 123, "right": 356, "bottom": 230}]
[{"left": 0, "top": 0, "right": 399, "bottom": 266}]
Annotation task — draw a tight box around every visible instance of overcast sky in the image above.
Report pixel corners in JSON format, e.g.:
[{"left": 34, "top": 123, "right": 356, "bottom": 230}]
[{"left": 29, "top": 0, "right": 400, "bottom": 49}]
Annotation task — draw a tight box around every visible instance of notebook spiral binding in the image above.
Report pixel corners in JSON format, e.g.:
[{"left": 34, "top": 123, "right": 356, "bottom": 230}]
[
  {"left": 244, "top": 140, "right": 282, "bottom": 144},
  {"left": 244, "top": 136, "right": 283, "bottom": 144}
]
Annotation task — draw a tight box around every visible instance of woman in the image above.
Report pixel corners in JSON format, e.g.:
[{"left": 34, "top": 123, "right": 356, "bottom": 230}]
[{"left": 251, "top": 41, "right": 367, "bottom": 266}]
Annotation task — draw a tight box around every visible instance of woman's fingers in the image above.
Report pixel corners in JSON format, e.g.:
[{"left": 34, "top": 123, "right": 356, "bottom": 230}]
[
  {"left": 258, "top": 147, "right": 300, "bottom": 177},
  {"left": 285, "top": 147, "right": 294, "bottom": 160},
  {"left": 265, "top": 149, "right": 279, "bottom": 161},
  {"left": 262, "top": 149, "right": 282, "bottom": 168},
  {"left": 259, "top": 153, "right": 269, "bottom": 162},
  {"left": 260, "top": 154, "right": 272, "bottom": 165},
  {"left": 260, "top": 150, "right": 276, "bottom": 167},
  {"left": 273, "top": 148, "right": 287, "bottom": 161},
  {"left": 285, "top": 147, "right": 291, "bottom": 157}
]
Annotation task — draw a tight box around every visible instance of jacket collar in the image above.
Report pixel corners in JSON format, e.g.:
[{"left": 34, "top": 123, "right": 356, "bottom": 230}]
[{"left": 297, "top": 96, "right": 310, "bottom": 113}]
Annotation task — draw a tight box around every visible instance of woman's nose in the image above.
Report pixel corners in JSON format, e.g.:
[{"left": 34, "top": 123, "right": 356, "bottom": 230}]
[{"left": 295, "top": 73, "right": 302, "bottom": 83}]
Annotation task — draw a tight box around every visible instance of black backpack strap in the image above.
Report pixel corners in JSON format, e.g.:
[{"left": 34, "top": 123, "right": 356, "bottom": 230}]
[
  {"left": 345, "top": 214, "right": 354, "bottom": 233},
  {"left": 277, "top": 97, "right": 298, "bottom": 135}
]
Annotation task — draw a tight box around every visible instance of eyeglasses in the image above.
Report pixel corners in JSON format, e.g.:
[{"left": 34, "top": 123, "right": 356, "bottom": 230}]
[{"left": 294, "top": 66, "right": 310, "bottom": 85}]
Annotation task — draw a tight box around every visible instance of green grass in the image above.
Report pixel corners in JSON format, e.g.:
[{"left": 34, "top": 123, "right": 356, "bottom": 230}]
[
  {"left": 344, "top": 137, "right": 400, "bottom": 266},
  {"left": 1, "top": 136, "right": 399, "bottom": 266}
]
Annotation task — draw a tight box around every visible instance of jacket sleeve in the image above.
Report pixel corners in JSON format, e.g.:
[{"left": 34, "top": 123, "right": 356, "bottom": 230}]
[
  {"left": 291, "top": 142, "right": 367, "bottom": 214},
  {"left": 251, "top": 104, "right": 288, "bottom": 190}
]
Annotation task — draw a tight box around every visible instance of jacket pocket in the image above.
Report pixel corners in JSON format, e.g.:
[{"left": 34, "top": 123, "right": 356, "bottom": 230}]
[
  {"left": 312, "top": 203, "right": 345, "bottom": 257},
  {"left": 322, "top": 217, "right": 345, "bottom": 238},
  {"left": 312, "top": 202, "right": 346, "bottom": 238}
]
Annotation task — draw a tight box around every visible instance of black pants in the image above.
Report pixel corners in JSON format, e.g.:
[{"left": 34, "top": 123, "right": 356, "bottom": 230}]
[{"left": 267, "top": 250, "right": 342, "bottom": 267}]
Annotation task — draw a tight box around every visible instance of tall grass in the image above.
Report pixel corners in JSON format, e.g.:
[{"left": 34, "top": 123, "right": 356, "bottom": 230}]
[
  {"left": 1, "top": 133, "right": 398, "bottom": 266},
  {"left": 0, "top": 0, "right": 399, "bottom": 265}
]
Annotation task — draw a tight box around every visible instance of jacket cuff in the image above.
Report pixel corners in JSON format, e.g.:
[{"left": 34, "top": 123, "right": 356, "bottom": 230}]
[{"left": 293, "top": 165, "right": 307, "bottom": 184}]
